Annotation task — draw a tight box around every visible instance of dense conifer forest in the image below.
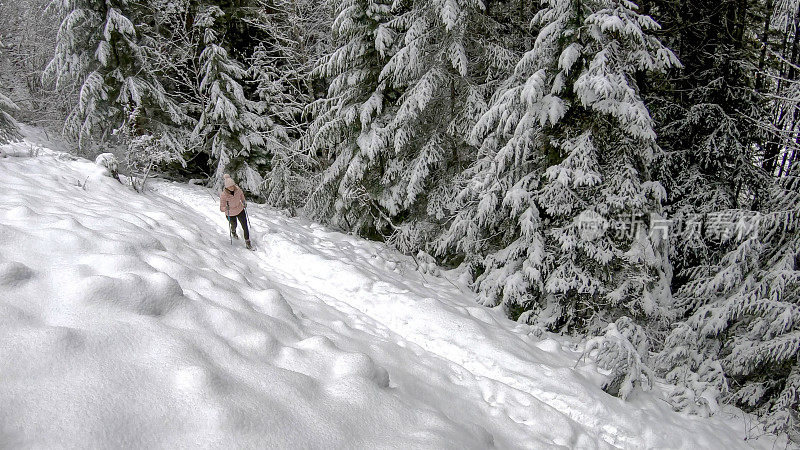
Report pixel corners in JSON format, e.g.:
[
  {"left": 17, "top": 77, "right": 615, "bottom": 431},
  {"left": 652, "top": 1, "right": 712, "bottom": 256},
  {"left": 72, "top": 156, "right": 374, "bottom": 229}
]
[{"left": 1, "top": 0, "right": 798, "bottom": 436}]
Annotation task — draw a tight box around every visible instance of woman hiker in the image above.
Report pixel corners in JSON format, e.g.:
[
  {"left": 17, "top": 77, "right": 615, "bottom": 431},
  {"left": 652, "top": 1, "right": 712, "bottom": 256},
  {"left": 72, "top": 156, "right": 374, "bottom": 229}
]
[{"left": 219, "top": 174, "right": 252, "bottom": 250}]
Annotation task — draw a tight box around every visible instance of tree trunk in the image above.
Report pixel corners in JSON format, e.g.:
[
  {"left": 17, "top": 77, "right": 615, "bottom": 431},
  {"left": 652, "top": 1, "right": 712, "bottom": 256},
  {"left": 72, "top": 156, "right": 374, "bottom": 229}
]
[
  {"left": 764, "top": 5, "right": 800, "bottom": 175},
  {"left": 755, "top": 0, "right": 774, "bottom": 92}
]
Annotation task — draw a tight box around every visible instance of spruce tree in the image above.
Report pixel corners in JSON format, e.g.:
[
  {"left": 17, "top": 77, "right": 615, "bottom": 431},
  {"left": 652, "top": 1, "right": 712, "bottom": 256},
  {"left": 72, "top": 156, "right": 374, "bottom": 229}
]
[
  {"left": 191, "top": 5, "right": 269, "bottom": 191},
  {"left": 644, "top": 0, "right": 771, "bottom": 288},
  {"left": 659, "top": 162, "right": 800, "bottom": 434},
  {"left": 304, "top": 0, "right": 398, "bottom": 229},
  {"left": 46, "top": 0, "right": 186, "bottom": 148},
  {"left": 438, "top": 0, "right": 680, "bottom": 344},
  {"left": 642, "top": 0, "right": 799, "bottom": 431},
  {"left": 307, "top": 0, "right": 507, "bottom": 251}
]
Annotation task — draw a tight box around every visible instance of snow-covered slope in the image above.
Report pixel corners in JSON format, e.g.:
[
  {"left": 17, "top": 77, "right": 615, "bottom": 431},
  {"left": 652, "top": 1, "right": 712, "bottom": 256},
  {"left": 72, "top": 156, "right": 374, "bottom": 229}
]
[{"left": 0, "top": 141, "right": 786, "bottom": 448}]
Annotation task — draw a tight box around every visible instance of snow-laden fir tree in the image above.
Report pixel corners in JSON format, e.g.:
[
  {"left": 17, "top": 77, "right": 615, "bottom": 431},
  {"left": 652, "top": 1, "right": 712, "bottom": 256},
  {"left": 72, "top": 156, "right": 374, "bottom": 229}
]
[
  {"left": 437, "top": 0, "right": 680, "bottom": 394},
  {"left": 304, "top": 0, "right": 397, "bottom": 228},
  {"left": 191, "top": 5, "right": 269, "bottom": 191},
  {"left": 583, "top": 316, "right": 655, "bottom": 399},
  {"left": 658, "top": 162, "right": 800, "bottom": 434},
  {"left": 307, "top": 0, "right": 510, "bottom": 248},
  {"left": 46, "top": 0, "right": 187, "bottom": 151}
]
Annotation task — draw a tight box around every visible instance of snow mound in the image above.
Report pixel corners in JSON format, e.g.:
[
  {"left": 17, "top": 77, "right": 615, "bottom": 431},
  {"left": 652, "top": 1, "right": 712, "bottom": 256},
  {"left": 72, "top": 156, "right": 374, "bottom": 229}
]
[
  {"left": 0, "top": 260, "right": 35, "bottom": 287},
  {"left": 74, "top": 272, "right": 185, "bottom": 316},
  {"left": 0, "top": 148, "right": 789, "bottom": 448}
]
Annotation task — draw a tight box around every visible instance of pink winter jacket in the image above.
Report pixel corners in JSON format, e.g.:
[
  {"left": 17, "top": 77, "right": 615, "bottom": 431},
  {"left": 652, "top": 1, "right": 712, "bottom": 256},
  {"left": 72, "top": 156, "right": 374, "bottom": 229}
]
[{"left": 220, "top": 187, "right": 246, "bottom": 216}]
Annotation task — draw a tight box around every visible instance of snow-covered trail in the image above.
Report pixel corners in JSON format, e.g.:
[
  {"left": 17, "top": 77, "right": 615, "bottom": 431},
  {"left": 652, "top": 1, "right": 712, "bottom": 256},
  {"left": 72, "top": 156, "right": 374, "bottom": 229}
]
[
  {"left": 154, "top": 181, "right": 763, "bottom": 449},
  {"left": 0, "top": 143, "right": 779, "bottom": 448}
]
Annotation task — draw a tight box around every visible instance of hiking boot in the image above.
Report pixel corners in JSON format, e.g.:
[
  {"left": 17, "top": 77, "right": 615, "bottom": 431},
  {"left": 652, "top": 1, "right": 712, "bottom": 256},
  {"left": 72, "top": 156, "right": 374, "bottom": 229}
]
[
  {"left": 231, "top": 230, "right": 239, "bottom": 240},
  {"left": 245, "top": 240, "right": 253, "bottom": 250}
]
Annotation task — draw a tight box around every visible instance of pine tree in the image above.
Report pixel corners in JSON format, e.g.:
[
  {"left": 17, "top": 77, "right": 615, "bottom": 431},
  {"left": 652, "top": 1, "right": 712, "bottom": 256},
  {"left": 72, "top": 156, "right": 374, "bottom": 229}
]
[
  {"left": 438, "top": 0, "right": 680, "bottom": 345},
  {"left": 191, "top": 5, "right": 269, "bottom": 191},
  {"left": 46, "top": 0, "right": 187, "bottom": 147}
]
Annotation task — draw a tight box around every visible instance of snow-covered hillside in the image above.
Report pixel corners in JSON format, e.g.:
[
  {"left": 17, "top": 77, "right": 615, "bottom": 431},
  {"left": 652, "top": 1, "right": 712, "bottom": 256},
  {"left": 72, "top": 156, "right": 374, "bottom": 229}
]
[{"left": 0, "top": 139, "right": 788, "bottom": 448}]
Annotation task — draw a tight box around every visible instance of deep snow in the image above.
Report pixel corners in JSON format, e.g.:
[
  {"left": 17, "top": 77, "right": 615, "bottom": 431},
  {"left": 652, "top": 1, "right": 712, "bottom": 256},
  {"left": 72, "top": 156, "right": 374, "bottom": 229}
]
[{"left": 0, "top": 135, "right": 792, "bottom": 448}]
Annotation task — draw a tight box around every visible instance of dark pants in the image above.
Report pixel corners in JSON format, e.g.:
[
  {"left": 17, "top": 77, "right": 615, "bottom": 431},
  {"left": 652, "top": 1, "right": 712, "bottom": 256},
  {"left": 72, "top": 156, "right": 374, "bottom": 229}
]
[{"left": 227, "top": 210, "right": 250, "bottom": 241}]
